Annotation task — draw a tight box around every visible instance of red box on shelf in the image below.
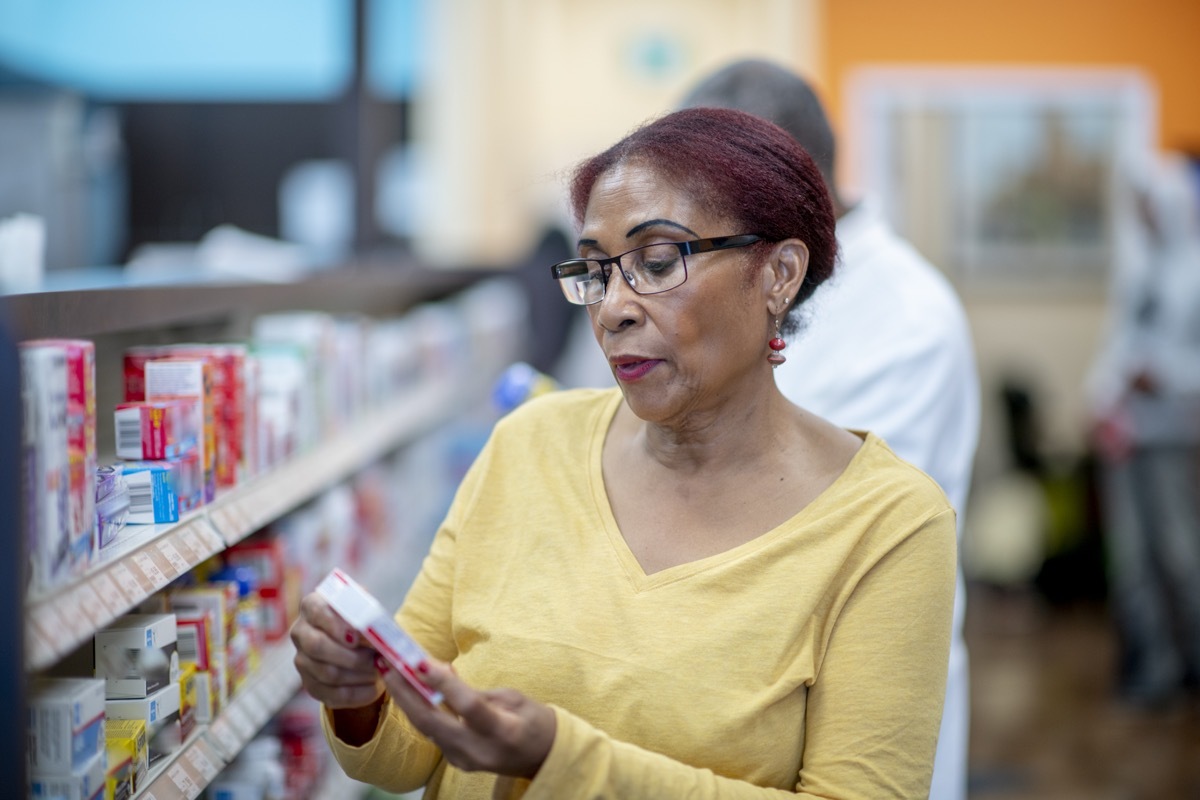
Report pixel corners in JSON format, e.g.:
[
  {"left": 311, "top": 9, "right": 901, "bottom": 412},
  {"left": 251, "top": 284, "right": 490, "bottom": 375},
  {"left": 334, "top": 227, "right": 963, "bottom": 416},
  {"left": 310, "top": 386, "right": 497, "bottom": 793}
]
[
  {"left": 114, "top": 400, "right": 197, "bottom": 461},
  {"left": 163, "top": 345, "right": 248, "bottom": 489},
  {"left": 144, "top": 358, "right": 215, "bottom": 504}
]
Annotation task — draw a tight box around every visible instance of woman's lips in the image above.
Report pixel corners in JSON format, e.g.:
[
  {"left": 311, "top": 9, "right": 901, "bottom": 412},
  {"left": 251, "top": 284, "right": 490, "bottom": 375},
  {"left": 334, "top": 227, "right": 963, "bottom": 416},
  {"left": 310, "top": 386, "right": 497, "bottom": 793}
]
[{"left": 611, "top": 359, "right": 660, "bottom": 382}]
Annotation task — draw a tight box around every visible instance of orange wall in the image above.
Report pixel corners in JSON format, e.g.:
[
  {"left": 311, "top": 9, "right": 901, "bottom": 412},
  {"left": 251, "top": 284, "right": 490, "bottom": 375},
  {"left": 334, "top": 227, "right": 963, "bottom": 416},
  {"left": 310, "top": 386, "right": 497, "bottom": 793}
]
[{"left": 822, "top": 0, "right": 1200, "bottom": 152}]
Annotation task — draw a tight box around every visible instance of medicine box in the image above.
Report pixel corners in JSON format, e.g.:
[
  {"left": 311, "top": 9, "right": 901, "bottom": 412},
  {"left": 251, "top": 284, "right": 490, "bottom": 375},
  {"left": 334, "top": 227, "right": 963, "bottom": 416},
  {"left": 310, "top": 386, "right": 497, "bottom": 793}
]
[
  {"left": 114, "top": 399, "right": 197, "bottom": 460},
  {"left": 104, "top": 718, "right": 147, "bottom": 800},
  {"left": 145, "top": 358, "right": 216, "bottom": 503},
  {"left": 95, "top": 613, "right": 180, "bottom": 698},
  {"left": 167, "top": 344, "right": 249, "bottom": 488},
  {"left": 28, "top": 749, "right": 106, "bottom": 800},
  {"left": 25, "top": 339, "right": 97, "bottom": 578},
  {"left": 118, "top": 463, "right": 178, "bottom": 525},
  {"left": 104, "top": 682, "right": 182, "bottom": 765},
  {"left": 169, "top": 588, "right": 235, "bottom": 709},
  {"left": 316, "top": 568, "right": 443, "bottom": 705},
  {"left": 26, "top": 678, "right": 106, "bottom": 772},
  {"left": 20, "top": 344, "right": 71, "bottom": 592}
]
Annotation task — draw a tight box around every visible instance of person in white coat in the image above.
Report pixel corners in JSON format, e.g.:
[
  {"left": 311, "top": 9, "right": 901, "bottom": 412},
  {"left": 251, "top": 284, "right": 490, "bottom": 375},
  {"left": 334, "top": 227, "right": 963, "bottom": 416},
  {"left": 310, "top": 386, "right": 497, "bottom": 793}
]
[
  {"left": 681, "top": 60, "right": 981, "bottom": 800},
  {"left": 1087, "top": 152, "right": 1200, "bottom": 707}
]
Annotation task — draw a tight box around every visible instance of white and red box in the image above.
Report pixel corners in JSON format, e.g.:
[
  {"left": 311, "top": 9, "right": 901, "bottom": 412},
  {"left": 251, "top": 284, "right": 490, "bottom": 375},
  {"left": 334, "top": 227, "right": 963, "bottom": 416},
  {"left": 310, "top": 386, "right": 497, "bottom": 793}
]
[
  {"left": 315, "top": 568, "right": 443, "bottom": 706},
  {"left": 23, "top": 339, "right": 96, "bottom": 577},
  {"left": 163, "top": 345, "right": 248, "bottom": 488},
  {"left": 114, "top": 399, "right": 197, "bottom": 461},
  {"left": 19, "top": 343, "right": 70, "bottom": 591},
  {"left": 144, "top": 359, "right": 215, "bottom": 503},
  {"left": 174, "top": 611, "right": 218, "bottom": 721}
]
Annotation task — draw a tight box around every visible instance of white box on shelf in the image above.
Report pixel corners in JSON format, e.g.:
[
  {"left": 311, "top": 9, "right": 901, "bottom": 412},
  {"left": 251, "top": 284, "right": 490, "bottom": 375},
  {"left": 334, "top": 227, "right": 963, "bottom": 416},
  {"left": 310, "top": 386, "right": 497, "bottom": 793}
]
[
  {"left": 104, "top": 682, "right": 182, "bottom": 765},
  {"left": 28, "top": 748, "right": 106, "bottom": 800},
  {"left": 94, "top": 613, "right": 180, "bottom": 698},
  {"left": 26, "top": 677, "right": 107, "bottom": 772}
]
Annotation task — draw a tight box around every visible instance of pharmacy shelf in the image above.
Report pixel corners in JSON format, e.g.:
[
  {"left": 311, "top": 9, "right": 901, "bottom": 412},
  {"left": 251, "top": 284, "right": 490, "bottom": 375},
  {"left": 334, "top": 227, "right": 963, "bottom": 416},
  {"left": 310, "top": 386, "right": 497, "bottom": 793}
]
[
  {"left": 24, "top": 375, "right": 460, "bottom": 672},
  {"left": 138, "top": 728, "right": 225, "bottom": 800},
  {"left": 24, "top": 514, "right": 226, "bottom": 671},
  {"left": 207, "top": 375, "right": 453, "bottom": 546},
  {"left": 135, "top": 640, "right": 297, "bottom": 800},
  {"left": 204, "top": 641, "right": 301, "bottom": 762},
  {"left": 0, "top": 265, "right": 478, "bottom": 341}
]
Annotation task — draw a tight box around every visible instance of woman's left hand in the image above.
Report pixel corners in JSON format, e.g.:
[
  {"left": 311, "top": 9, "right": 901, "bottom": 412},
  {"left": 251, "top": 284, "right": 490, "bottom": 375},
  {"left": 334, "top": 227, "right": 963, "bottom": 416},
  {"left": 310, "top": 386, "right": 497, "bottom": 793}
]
[{"left": 376, "top": 656, "right": 557, "bottom": 779}]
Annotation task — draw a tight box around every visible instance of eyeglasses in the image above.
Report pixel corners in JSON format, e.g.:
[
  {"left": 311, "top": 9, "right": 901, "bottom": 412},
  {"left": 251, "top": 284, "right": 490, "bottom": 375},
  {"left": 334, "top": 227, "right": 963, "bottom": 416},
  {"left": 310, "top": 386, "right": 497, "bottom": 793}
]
[{"left": 549, "top": 234, "right": 763, "bottom": 306}]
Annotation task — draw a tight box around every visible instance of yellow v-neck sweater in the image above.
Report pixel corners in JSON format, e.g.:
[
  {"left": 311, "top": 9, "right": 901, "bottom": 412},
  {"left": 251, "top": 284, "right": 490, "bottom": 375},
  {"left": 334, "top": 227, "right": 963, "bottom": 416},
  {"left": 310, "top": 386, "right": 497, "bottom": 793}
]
[{"left": 323, "top": 388, "right": 956, "bottom": 798}]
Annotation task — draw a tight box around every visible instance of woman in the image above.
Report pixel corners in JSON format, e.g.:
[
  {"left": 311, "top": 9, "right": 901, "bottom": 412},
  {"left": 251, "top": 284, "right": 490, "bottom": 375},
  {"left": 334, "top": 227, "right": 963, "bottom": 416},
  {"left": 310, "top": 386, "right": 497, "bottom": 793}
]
[{"left": 292, "top": 107, "right": 957, "bottom": 798}]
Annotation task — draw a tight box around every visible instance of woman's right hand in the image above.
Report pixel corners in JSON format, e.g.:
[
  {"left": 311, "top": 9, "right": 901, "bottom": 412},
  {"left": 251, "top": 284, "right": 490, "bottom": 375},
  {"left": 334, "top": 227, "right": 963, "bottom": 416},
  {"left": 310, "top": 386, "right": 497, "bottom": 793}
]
[{"left": 291, "top": 592, "right": 384, "bottom": 710}]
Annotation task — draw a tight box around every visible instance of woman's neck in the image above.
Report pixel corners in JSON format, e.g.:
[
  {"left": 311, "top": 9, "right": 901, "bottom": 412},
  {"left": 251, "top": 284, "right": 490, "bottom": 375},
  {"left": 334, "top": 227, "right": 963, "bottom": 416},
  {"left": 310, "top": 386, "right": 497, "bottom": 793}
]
[{"left": 615, "top": 384, "right": 798, "bottom": 477}]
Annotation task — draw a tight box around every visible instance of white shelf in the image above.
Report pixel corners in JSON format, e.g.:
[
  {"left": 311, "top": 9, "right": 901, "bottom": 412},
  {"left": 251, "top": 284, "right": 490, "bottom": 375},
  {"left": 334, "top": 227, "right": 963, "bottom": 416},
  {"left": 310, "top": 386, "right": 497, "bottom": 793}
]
[
  {"left": 204, "top": 642, "right": 301, "bottom": 762},
  {"left": 133, "top": 641, "right": 297, "bottom": 800},
  {"left": 25, "top": 376, "right": 458, "bottom": 672}
]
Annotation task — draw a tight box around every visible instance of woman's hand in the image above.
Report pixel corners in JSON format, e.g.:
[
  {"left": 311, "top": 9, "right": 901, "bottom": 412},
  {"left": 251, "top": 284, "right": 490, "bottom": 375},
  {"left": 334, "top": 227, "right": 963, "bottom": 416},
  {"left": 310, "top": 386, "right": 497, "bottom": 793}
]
[
  {"left": 291, "top": 592, "right": 384, "bottom": 711},
  {"left": 377, "top": 657, "right": 557, "bottom": 780}
]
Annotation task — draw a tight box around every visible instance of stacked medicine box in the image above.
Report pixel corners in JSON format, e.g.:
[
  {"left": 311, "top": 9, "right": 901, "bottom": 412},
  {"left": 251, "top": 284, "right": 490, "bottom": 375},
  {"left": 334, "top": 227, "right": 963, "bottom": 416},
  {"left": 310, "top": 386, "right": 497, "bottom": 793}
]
[{"left": 94, "top": 613, "right": 182, "bottom": 775}]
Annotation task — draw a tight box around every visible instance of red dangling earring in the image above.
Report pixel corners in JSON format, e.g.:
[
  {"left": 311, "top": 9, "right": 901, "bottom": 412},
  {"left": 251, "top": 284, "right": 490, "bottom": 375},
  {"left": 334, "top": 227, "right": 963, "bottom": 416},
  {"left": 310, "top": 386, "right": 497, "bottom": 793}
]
[{"left": 767, "top": 317, "right": 787, "bottom": 368}]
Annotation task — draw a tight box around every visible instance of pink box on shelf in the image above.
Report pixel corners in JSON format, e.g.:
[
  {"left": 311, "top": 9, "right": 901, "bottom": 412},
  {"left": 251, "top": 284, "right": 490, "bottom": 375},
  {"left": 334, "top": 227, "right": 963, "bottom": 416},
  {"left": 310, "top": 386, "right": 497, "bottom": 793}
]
[{"left": 114, "top": 399, "right": 197, "bottom": 461}]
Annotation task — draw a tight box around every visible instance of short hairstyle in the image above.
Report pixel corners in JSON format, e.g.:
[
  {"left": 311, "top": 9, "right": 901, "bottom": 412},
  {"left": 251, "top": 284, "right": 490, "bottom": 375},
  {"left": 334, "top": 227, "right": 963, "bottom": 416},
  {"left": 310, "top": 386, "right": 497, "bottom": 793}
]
[
  {"left": 568, "top": 106, "right": 837, "bottom": 329},
  {"left": 680, "top": 59, "right": 838, "bottom": 194}
]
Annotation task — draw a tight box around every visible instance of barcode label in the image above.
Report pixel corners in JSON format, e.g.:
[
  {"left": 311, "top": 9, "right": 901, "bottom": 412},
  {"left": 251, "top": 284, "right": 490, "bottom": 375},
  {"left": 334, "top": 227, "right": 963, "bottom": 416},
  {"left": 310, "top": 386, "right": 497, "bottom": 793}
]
[
  {"left": 177, "top": 625, "right": 199, "bottom": 663},
  {"left": 115, "top": 415, "right": 143, "bottom": 457},
  {"left": 129, "top": 484, "right": 153, "bottom": 514}
]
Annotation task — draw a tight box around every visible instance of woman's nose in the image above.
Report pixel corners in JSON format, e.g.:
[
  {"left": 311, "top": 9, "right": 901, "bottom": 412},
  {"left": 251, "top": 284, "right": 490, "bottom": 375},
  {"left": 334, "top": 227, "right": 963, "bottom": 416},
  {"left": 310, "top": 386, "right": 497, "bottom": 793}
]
[{"left": 593, "top": 267, "right": 643, "bottom": 331}]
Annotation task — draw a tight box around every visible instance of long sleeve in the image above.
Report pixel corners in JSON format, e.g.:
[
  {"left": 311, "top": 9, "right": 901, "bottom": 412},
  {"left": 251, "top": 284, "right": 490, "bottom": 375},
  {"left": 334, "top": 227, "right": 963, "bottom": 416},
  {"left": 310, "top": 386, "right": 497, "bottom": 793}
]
[{"left": 319, "top": 434, "right": 496, "bottom": 791}]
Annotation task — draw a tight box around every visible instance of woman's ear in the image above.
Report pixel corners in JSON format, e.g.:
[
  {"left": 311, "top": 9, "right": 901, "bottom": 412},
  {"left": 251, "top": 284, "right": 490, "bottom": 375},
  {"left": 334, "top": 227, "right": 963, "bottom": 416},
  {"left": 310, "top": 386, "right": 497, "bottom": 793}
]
[{"left": 763, "top": 239, "right": 809, "bottom": 313}]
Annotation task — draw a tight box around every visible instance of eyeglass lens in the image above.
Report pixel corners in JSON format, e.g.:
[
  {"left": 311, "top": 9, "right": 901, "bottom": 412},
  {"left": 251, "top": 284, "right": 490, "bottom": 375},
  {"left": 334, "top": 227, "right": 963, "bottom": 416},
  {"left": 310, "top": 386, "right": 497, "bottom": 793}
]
[{"left": 559, "top": 243, "right": 686, "bottom": 305}]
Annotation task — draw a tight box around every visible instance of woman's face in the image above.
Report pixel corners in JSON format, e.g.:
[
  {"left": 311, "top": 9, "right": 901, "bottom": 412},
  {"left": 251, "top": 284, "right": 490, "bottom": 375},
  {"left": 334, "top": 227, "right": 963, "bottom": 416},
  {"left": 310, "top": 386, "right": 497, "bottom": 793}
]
[{"left": 579, "top": 160, "right": 770, "bottom": 425}]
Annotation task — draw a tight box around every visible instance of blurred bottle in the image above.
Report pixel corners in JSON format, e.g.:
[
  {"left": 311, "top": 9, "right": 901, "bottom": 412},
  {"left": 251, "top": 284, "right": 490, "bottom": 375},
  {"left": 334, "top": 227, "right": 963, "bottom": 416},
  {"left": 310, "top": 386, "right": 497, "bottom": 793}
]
[{"left": 491, "top": 362, "right": 559, "bottom": 414}]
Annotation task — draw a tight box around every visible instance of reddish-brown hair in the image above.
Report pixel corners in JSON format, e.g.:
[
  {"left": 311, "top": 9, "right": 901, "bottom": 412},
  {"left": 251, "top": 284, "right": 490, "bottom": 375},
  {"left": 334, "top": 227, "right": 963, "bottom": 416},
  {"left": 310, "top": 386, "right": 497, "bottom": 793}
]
[{"left": 569, "top": 107, "right": 837, "bottom": 329}]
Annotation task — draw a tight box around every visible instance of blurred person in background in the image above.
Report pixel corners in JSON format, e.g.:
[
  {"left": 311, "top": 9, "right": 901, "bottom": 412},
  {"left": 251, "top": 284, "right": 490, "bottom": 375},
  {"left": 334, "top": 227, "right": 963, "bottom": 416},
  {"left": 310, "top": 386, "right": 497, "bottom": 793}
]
[
  {"left": 682, "top": 60, "right": 981, "bottom": 800},
  {"left": 293, "top": 107, "right": 957, "bottom": 798},
  {"left": 1087, "top": 152, "right": 1200, "bottom": 709}
]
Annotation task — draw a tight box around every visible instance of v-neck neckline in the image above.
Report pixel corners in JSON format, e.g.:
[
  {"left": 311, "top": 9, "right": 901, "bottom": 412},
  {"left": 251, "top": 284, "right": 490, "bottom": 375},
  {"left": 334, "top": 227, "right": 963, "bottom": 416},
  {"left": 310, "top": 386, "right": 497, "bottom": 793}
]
[{"left": 586, "top": 390, "right": 873, "bottom": 592}]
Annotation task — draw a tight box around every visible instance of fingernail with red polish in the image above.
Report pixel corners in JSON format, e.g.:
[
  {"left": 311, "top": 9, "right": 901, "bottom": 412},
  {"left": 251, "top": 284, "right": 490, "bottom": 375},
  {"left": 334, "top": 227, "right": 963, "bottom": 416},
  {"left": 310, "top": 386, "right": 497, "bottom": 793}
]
[
  {"left": 374, "top": 655, "right": 389, "bottom": 673},
  {"left": 345, "top": 631, "right": 355, "bottom": 644},
  {"left": 417, "top": 661, "right": 429, "bottom": 674}
]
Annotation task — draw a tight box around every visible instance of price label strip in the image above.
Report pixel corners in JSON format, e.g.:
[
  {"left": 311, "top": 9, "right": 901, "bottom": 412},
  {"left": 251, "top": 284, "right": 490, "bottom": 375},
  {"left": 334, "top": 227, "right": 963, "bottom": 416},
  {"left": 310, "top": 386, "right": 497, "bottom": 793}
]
[
  {"left": 92, "top": 571, "right": 132, "bottom": 616},
  {"left": 167, "top": 762, "right": 201, "bottom": 800},
  {"left": 53, "top": 587, "right": 93, "bottom": 642},
  {"left": 206, "top": 718, "right": 240, "bottom": 759},
  {"left": 130, "top": 551, "right": 170, "bottom": 591},
  {"left": 72, "top": 583, "right": 112, "bottom": 629},
  {"left": 156, "top": 539, "right": 191, "bottom": 574},
  {"left": 109, "top": 562, "right": 146, "bottom": 602},
  {"left": 185, "top": 744, "right": 220, "bottom": 782}
]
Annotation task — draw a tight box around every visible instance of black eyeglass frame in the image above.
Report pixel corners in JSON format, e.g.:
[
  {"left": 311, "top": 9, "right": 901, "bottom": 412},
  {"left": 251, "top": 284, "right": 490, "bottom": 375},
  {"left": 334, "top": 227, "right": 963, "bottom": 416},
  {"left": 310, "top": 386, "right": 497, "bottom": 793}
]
[{"left": 549, "top": 234, "right": 764, "bottom": 305}]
